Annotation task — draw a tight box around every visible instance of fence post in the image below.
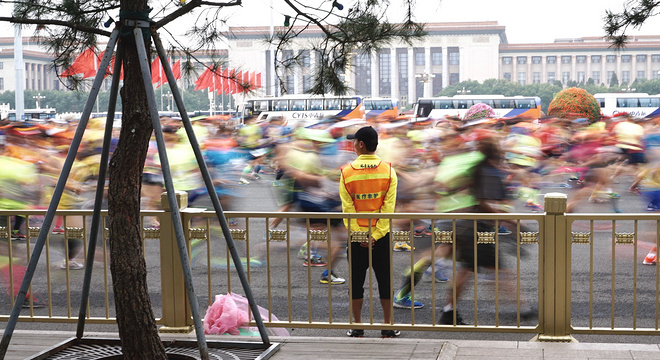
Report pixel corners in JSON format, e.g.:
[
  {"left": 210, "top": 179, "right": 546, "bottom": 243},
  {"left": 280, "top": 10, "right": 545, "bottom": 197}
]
[
  {"left": 536, "top": 192, "right": 575, "bottom": 342},
  {"left": 158, "top": 191, "right": 194, "bottom": 333}
]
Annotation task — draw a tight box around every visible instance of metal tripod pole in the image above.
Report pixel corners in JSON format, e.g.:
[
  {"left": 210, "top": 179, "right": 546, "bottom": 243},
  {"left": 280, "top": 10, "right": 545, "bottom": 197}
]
[
  {"left": 76, "top": 41, "right": 124, "bottom": 338},
  {"left": 0, "top": 28, "right": 120, "bottom": 359},
  {"left": 131, "top": 24, "right": 209, "bottom": 360},
  {"left": 153, "top": 32, "right": 271, "bottom": 345}
]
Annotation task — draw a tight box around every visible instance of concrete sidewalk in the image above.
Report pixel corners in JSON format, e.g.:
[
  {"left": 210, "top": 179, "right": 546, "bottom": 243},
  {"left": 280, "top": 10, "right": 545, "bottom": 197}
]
[{"left": 4, "top": 330, "right": 660, "bottom": 359}]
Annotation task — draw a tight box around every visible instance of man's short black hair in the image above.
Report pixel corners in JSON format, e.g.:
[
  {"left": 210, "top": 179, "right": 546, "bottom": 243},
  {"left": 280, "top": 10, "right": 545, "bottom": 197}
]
[{"left": 346, "top": 126, "right": 378, "bottom": 152}]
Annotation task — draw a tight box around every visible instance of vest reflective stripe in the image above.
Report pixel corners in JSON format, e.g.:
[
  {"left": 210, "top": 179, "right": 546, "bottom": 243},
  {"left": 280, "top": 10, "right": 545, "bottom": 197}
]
[{"left": 342, "top": 161, "right": 392, "bottom": 227}]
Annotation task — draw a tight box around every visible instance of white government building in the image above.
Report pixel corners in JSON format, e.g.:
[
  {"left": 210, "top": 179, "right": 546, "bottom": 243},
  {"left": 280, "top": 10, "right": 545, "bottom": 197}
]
[
  {"left": 227, "top": 21, "right": 660, "bottom": 107},
  {"left": 2, "top": 21, "right": 660, "bottom": 107}
]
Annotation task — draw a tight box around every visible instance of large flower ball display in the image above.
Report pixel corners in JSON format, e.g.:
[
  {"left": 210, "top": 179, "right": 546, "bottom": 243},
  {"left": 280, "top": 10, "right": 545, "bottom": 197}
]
[
  {"left": 463, "top": 102, "right": 495, "bottom": 122},
  {"left": 547, "top": 87, "right": 600, "bottom": 122}
]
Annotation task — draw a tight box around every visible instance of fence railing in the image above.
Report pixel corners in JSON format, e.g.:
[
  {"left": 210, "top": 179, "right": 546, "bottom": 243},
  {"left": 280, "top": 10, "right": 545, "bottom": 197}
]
[{"left": 1, "top": 193, "right": 660, "bottom": 341}]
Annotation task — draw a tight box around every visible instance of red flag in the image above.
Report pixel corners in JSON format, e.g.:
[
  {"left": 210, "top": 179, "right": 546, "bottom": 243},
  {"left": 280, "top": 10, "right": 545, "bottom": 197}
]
[
  {"left": 229, "top": 69, "right": 236, "bottom": 94},
  {"left": 172, "top": 60, "right": 181, "bottom": 80},
  {"left": 243, "top": 71, "right": 250, "bottom": 91},
  {"left": 61, "top": 48, "right": 97, "bottom": 78},
  {"left": 250, "top": 72, "right": 256, "bottom": 90},
  {"left": 194, "top": 67, "right": 213, "bottom": 91},
  {"left": 213, "top": 67, "right": 222, "bottom": 94},
  {"left": 151, "top": 58, "right": 162, "bottom": 87},
  {"left": 105, "top": 51, "right": 124, "bottom": 80},
  {"left": 235, "top": 70, "right": 243, "bottom": 93},
  {"left": 222, "top": 68, "right": 229, "bottom": 94},
  {"left": 256, "top": 72, "right": 262, "bottom": 88}
]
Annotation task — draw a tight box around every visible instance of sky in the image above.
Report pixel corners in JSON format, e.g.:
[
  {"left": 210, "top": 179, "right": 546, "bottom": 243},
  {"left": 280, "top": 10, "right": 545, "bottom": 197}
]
[
  {"left": 228, "top": 0, "right": 660, "bottom": 44},
  {"left": 2, "top": 0, "right": 660, "bottom": 47}
]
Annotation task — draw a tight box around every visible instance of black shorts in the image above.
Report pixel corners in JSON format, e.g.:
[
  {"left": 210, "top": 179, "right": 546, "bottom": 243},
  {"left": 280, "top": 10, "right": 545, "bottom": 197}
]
[{"left": 455, "top": 220, "right": 500, "bottom": 270}]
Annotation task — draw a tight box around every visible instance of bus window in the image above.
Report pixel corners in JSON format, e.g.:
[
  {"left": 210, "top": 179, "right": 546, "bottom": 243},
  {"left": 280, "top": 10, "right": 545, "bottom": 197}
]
[
  {"left": 596, "top": 98, "right": 605, "bottom": 107},
  {"left": 365, "top": 100, "right": 393, "bottom": 110},
  {"left": 473, "top": 99, "right": 495, "bottom": 107},
  {"left": 274, "top": 100, "right": 288, "bottom": 111},
  {"left": 650, "top": 98, "right": 660, "bottom": 107},
  {"left": 342, "top": 98, "right": 358, "bottom": 110},
  {"left": 325, "top": 98, "right": 340, "bottom": 110},
  {"left": 452, "top": 100, "right": 472, "bottom": 109},
  {"left": 291, "top": 99, "right": 306, "bottom": 111},
  {"left": 494, "top": 99, "right": 514, "bottom": 108},
  {"left": 515, "top": 99, "right": 534, "bottom": 109},
  {"left": 255, "top": 100, "right": 270, "bottom": 111},
  {"left": 432, "top": 100, "right": 452, "bottom": 109},
  {"left": 416, "top": 100, "right": 433, "bottom": 117},
  {"left": 622, "top": 98, "right": 639, "bottom": 107},
  {"left": 308, "top": 99, "right": 323, "bottom": 110}
]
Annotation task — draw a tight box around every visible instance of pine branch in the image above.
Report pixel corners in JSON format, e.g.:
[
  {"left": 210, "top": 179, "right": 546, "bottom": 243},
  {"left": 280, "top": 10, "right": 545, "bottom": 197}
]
[{"left": 0, "top": 16, "right": 112, "bottom": 37}]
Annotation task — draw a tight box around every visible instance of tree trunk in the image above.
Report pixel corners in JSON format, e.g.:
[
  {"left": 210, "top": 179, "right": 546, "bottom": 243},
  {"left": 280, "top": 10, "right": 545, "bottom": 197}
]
[{"left": 107, "top": 1, "right": 168, "bottom": 358}]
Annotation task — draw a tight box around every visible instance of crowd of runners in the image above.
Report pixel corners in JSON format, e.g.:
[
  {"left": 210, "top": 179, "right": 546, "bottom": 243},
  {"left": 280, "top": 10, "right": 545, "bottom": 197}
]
[{"left": 1, "top": 109, "right": 660, "bottom": 316}]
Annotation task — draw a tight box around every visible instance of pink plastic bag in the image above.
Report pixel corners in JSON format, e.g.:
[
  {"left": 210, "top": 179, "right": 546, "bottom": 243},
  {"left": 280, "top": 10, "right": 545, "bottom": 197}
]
[
  {"left": 203, "top": 292, "right": 289, "bottom": 336},
  {"left": 203, "top": 293, "right": 249, "bottom": 335}
]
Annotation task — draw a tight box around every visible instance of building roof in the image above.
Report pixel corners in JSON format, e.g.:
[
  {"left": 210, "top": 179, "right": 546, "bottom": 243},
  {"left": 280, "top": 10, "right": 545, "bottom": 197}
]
[
  {"left": 228, "top": 21, "right": 508, "bottom": 43},
  {"left": 500, "top": 38, "right": 660, "bottom": 53}
]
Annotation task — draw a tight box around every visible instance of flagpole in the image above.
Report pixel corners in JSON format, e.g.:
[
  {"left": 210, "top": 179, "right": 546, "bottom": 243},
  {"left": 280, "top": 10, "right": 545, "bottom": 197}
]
[
  {"left": 14, "top": 24, "right": 24, "bottom": 122},
  {"left": 212, "top": 72, "right": 216, "bottom": 116},
  {"left": 220, "top": 67, "right": 224, "bottom": 113},
  {"left": 94, "top": 51, "right": 100, "bottom": 116},
  {"left": 160, "top": 60, "right": 163, "bottom": 112}
]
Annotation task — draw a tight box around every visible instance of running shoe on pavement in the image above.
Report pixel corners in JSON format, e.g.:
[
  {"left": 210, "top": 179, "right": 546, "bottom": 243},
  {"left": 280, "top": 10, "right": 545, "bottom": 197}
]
[
  {"left": 413, "top": 226, "right": 432, "bottom": 237},
  {"left": 320, "top": 270, "right": 345, "bottom": 284},
  {"left": 60, "top": 260, "right": 84, "bottom": 270},
  {"left": 496, "top": 226, "right": 512, "bottom": 235},
  {"left": 381, "top": 330, "right": 401, "bottom": 338},
  {"left": 439, "top": 309, "right": 466, "bottom": 325},
  {"left": 11, "top": 231, "right": 26, "bottom": 240},
  {"left": 302, "top": 254, "right": 326, "bottom": 267},
  {"left": 643, "top": 251, "right": 657, "bottom": 265},
  {"left": 52, "top": 227, "right": 65, "bottom": 235},
  {"left": 346, "top": 329, "right": 364, "bottom": 337},
  {"left": 393, "top": 294, "right": 424, "bottom": 309},
  {"left": 393, "top": 242, "right": 412, "bottom": 252}
]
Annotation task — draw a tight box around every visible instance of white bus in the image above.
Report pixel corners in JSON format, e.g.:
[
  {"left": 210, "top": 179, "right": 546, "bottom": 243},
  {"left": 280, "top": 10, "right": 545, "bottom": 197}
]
[
  {"left": 363, "top": 97, "right": 399, "bottom": 120},
  {"left": 239, "top": 94, "right": 364, "bottom": 127},
  {"left": 413, "top": 95, "right": 542, "bottom": 120},
  {"left": 5, "top": 108, "right": 57, "bottom": 122},
  {"left": 594, "top": 93, "right": 660, "bottom": 118}
]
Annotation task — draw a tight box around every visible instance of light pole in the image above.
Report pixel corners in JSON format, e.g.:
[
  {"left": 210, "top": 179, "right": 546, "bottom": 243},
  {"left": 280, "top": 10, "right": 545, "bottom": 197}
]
[
  {"left": 457, "top": 86, "right": 471, "bottom": 95},
  {"left": 621, "top": 85, "right": 636, "bottom": 93},
  {"left": 415, "top": 72, "right": 435, "bottom": 98},
  {"left": 32, "top": 93, "right": 45, "bottom": 110},
  {"left": 162, "top": 91, "right": 174, "bottom": 112}
]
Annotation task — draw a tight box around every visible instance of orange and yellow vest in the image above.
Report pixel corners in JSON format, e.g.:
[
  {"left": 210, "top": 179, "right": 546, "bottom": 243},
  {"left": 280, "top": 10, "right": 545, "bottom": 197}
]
[{"left": 341, "top": 160, "right": 392, "bottom": 227}]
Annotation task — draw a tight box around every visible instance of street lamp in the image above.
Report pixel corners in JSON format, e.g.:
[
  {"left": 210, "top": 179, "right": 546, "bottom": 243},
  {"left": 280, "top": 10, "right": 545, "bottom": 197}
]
[
  {"left": 32, "top": 93, "right": 45, "bottom": 109},
  {"left": 415, "top": 72, "right": 436, "bottom": 83},
  {"left": 621, "top": 86, "right": 636, "bottom": 93},
  {"left": 162, "top": 91, "right": 174, "bottom": 112},
  {"left": 457, "top": 86, "right": 471, "bottom": 95},
  {"left": 415, "top": 72, "right": 436, "bottom": 98}
]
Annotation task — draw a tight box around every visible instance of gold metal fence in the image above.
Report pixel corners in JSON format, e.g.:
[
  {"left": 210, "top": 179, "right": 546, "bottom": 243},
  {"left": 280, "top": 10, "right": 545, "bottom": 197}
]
[{"left": 2, "top": 193, "right": 659, "bottom": 341}]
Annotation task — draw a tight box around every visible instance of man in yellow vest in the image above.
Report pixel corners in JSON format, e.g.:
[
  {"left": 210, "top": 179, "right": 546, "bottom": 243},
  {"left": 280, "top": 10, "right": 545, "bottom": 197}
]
[{"left": 340, "top": 126, "right": 399, "bottom": 338}]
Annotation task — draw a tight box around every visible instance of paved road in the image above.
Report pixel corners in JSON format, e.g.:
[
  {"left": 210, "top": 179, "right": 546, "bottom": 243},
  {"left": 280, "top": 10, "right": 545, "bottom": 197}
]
[{"left": 3, "top": 170, "right": 660, "bottom": 344}]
